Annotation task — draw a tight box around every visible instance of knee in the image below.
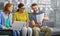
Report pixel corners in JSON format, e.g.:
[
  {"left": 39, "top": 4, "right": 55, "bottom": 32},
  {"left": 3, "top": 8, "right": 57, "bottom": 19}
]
[
  {"left": 16, "top": 31, "right": 20, "bottom": 34},
  {"left": 49, "top": 28, "right": 53, "bottom": 31},
  {"left": 33, "top": 28, "right": 36, "bottom": 31},
  {"left": 47, "top": 28, "right": 52, "bottom": 33},
  {"left": 13, "top": 30, "right": 16, "bottom": 33},
  {"left": 28, "top": 27, "right": 32, "bottom": 33},
  {"left": 13, "top": 30, "right": 18, "bottom": 36},
  {"left": 33, "top": 27, "right": 40, "bottom": 32},
  {"left": 22, "top": 27, "right": 27, "bottom": 32}
]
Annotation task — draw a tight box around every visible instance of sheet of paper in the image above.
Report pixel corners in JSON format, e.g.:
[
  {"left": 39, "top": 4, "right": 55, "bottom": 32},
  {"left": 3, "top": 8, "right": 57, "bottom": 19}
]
[{"left": 36, "top": 13, "right": 44, "bottom": 22}]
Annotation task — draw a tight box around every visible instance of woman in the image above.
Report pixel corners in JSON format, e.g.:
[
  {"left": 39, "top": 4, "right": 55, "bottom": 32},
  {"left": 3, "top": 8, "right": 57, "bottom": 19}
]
[
  {"left": 0, "top": 3, "right": 20, "bottom": 36},
  {"left": 13, "top": 3, "right": 32, "bottom": 36},
  {"left": 0, "top": 3, "right": 13, "bottom": 30}
]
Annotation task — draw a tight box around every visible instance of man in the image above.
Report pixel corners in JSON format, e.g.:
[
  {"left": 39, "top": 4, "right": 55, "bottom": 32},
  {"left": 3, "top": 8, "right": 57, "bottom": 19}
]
[{"left": 29, "top": 3, "right": 51, "bottom": 36}]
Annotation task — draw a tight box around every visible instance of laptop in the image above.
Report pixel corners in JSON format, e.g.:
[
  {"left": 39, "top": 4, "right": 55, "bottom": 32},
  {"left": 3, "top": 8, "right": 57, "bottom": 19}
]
[{"left": 12, "top": 21, "right": 26, "bottom": 30}]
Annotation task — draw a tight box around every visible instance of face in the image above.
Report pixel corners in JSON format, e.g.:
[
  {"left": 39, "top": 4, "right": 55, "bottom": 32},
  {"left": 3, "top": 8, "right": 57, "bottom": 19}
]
[
  {"left": 8, "top": 5, "right": 13, "bottom": 12},
  {"left": 19, "top": 6, "right": 25, "bottom": 12},
  {"left": 31, "top": 6, "right": 39, "bottom": 13}
]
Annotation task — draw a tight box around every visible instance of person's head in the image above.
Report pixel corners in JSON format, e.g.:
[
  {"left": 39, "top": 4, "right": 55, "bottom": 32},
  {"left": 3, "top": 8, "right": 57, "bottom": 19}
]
[
  {"left": 3, "top": 3, "right": 13, "bottom": 14},
  {"left": 17, "top": 3, "right": 25, "bottom": 12},
  {"left": 31, "top": 3, "right": 39, "bottom": 13}
]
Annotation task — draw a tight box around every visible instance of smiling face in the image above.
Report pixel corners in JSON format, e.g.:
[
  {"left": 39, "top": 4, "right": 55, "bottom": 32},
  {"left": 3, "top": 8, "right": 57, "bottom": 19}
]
[
  {"left": 32, "top": 6, "right": 38, "bottom": 12},
  {"left": 31, "top": 4, "right": 39, "bottom": 13},
  {"left": 31, "top": 6, "right": 39, "bottom": 13},
  {"left": 19, "top": 6, "right": 25, "bottom": 12},
  {"left": 8, "top": 5, "right": 13, "bottom": 12},
  {"left": 4, "top": 3, "right": 13, "bottom": 14},
  {"left": 17, "top": 3, "right": 25, "bottom": 13}
]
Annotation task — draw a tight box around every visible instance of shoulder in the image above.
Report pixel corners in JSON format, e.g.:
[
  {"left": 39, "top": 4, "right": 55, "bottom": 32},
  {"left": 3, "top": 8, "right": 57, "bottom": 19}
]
[
  {"left": 0, "top": 11, "right": 4, "bottom": 14},
  {"left": 24, "top": 12, "right": 29, "bottom": 16},
  {"left": 0, "top": 12, "right": 5, "bottom": 18},
  {"left": 39, "top": 10, "right": 45, "bottom": 14},
  {"left": 29, "top": 13, "right": 34, "bottom": 17},
  {"left": 0, "top": 11, "right": 4, "bottom": 15}
]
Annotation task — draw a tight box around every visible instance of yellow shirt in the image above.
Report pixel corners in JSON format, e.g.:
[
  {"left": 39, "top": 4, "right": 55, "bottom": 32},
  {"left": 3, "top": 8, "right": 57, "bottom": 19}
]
[{"left": 13, "top": 12, "right": 29, "bottom": 22}]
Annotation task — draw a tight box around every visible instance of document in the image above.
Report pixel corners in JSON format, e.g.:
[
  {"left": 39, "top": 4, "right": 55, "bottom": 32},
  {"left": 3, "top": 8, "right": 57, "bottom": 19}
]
[{"left": 36, "top": 13, "right": 44, "bottom": 22}]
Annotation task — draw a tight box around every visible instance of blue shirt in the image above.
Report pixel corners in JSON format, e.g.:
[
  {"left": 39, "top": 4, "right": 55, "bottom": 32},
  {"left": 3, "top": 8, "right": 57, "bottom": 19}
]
[
  {"left": 0, "top": 12, "right": 13, "bottom": 29},
  {"left": 29, "top": 11, "right": 46, "bottom": 27}
]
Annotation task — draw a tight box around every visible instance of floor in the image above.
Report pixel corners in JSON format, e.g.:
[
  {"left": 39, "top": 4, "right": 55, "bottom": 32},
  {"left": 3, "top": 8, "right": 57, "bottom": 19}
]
[{"left": 0, "top": 35, "right": 9, "bottom": 36}]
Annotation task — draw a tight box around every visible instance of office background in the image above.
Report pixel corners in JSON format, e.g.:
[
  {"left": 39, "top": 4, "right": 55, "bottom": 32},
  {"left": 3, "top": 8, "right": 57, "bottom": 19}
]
[{"left": 0, "top": 0, "right": 60, "bottom": 28}]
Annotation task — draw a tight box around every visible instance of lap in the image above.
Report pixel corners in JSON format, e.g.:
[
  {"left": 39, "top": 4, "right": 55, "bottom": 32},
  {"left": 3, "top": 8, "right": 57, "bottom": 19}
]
[
  {"left": 33, "top": 27, "right": 40, "bottom": 32},
  {"left": 22, "top": 27, "right": 32, "bottom": 31},
  {"left": 40, "top": 26, "right": 51, "bottom": 32},
  {"left": 32, "top": 26, "right": 51, "bottom": 32}
]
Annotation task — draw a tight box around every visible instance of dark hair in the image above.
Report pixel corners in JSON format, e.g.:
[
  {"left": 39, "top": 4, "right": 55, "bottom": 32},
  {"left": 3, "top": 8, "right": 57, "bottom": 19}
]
[
  {"left": 17, "top": 3, "right": 24, "bottom": 12},
  {"left": 31, "top": 3, "right": 37, "bottom": 7}
]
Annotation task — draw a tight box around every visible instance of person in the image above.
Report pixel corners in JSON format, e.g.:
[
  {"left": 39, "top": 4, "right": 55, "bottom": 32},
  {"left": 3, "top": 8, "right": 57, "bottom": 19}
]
[
  {"left": 0, "top": 3, "right": 13, "bottom": 30},
  {"left": 0, "top": 3, "right": 20, "bottom": 36},
  {"left": 13, "top": 3, "right": 32, "bottom": 36},
  {"left": 29, "top": 3, "right": 51, "bottom": 36}
]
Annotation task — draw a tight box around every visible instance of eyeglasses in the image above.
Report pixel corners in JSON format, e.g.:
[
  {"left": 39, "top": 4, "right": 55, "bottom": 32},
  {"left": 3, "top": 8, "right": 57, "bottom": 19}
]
[{"left": 20, "top": 8, "right": 25, "bottom": 10}]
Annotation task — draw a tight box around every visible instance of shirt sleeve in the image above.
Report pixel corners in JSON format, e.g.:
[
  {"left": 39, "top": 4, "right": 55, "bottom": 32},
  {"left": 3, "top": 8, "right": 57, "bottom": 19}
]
[
  {"left": 29, "top": 14, "right": 33, "bottom": 21},
  {"left": 0, "top": 12, "right": 5, "bottom": 29}
]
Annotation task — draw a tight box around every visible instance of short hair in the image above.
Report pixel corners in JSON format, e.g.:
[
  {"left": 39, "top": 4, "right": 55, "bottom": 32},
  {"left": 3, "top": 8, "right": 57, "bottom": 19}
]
[{"left": 31, "top": 3, "right": 37, "bottom": 7}]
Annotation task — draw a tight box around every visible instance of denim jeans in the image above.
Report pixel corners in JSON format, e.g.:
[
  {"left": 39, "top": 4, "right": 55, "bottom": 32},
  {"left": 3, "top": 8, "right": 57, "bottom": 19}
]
[{"left": 13, "top": 30, "right": 20, "bottom": 36}]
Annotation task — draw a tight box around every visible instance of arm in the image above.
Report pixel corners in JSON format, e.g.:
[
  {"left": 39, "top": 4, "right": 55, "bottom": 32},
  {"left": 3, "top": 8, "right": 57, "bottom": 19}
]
[
  {"left": 0, "top": 13, "right": 6, "bottom": 29},
  {"left": 26, "top": 19, "right": 29, "bottom": 28},
  {"left": 26, "top": 13, "right": 29, "bottom": 28},
  {"left": 43, "top": 11, "right": 49, "bottom": 21},
  {"left": 31, "top": 20, "right": 42, "bottom": 27},
  {"left": 29, "top": 14, "right": 42, "bottom": 27}
]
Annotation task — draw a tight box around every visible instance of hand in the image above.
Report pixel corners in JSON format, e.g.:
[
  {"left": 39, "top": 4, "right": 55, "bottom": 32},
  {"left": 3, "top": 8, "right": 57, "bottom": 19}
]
[
  {"left": 3, "top": 26, "right": 7, "bottom": 30},
  {"left": 26, "top": 26, "right": 28, "bottom": 28},
  {"left": 38, "top": 24, "right": 42, "bottom": 27},
  {"left": 8, "top": 27, "right": 13, "bottom": 30},
  {"left": 44, "top": 16, "right": 49, "bottom": 21},
  {"left": 38, "top": 22, "right": 42, "bottom": 27}
]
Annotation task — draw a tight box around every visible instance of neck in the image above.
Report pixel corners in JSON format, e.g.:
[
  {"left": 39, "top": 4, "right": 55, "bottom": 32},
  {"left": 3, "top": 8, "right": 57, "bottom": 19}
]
[
  {"left": 4, "top": 11, "right": 10, "bottom": 14},
  {"left": 5, "top": 12, "right": 10, "bottom": 16},
  {"left": 19, "top": 10, "right": 24, "bottom": 14}
]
